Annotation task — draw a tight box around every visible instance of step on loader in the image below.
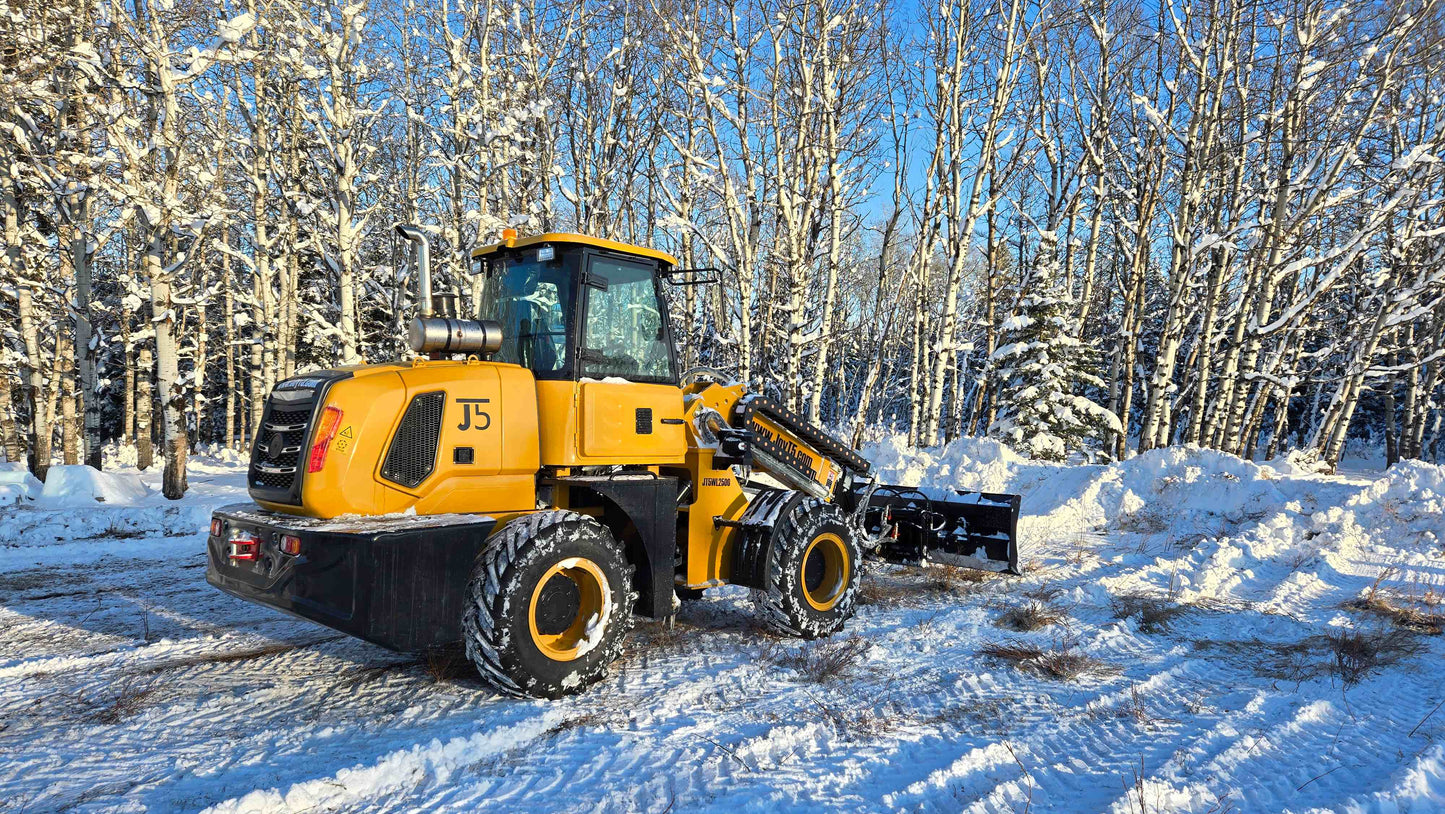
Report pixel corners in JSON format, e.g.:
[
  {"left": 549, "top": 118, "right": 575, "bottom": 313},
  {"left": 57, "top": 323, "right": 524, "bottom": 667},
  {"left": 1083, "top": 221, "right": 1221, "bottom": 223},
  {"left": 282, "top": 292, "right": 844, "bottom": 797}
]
[{"left": 207, "top": 227, "right": 1021, "bottom": 698}]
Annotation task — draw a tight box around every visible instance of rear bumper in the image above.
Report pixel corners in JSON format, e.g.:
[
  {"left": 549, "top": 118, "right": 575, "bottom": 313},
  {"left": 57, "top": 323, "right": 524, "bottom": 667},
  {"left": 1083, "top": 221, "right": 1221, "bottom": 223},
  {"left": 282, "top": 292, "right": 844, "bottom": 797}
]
[{"left": 206, "top": 504, "right": 496, "bottom": 652}]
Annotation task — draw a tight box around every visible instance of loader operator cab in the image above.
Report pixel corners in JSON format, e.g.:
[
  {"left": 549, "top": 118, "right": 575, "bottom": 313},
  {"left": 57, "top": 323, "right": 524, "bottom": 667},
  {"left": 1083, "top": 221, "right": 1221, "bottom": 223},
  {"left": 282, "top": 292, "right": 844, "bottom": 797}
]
[{"left": 475, "top": 235, "right": 678, "bottom": 384}]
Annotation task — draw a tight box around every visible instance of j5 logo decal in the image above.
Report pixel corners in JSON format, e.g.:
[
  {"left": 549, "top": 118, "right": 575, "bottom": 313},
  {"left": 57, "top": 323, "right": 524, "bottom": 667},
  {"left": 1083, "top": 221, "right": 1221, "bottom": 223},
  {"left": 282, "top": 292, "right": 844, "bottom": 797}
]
[{"left": 457, "top": 398, "right": 492, "bottom": 431}]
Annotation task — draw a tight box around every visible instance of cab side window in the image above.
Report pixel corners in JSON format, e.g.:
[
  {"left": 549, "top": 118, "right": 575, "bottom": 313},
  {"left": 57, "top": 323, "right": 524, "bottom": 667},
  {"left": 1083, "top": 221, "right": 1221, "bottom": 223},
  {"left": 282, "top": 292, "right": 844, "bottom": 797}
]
[
  {"left": 581, "top": 258, "right": 673, "bottom": 382},
  {"left": 478, "top": 258, "right": 571, "bottom": 375}
]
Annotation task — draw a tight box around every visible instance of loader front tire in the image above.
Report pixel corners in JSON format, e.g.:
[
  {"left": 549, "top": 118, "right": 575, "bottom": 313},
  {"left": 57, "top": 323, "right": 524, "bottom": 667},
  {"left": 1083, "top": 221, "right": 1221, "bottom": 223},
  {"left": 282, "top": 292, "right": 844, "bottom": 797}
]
[
  {"left": 753, "top": 498, "right": 861, "bottom": 638},
  {"left": 462, "top": 511, "right": 635, "bottom": 699}
]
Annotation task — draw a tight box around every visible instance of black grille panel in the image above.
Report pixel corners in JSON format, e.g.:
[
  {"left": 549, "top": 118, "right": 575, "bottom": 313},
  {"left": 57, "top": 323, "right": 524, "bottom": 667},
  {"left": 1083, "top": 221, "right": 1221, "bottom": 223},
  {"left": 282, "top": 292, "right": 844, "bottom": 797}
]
[
  {"left": 249, "top": 396, "right": 317, "bottom": 502},
  {"left": 253, "top": 469, "right": 296, "bottom": 490},
  {"left": 245, "top": 371, "right": 352, "bottom": 506},
  {"left": 381, "top": 392, "right": 445, "bottom": 489},
  {"left": 266, "top": 408, "right": 312, "bottom": 429}
]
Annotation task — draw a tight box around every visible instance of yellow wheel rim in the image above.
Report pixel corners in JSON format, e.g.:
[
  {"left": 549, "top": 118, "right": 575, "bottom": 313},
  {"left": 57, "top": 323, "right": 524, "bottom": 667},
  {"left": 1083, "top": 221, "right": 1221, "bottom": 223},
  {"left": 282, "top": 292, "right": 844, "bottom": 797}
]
[
  {"left": 528, "top": 557, "right": 610, "bottom": 662},
  {"left": 801, "top": 533, "right": 850, "bottom": 612}
]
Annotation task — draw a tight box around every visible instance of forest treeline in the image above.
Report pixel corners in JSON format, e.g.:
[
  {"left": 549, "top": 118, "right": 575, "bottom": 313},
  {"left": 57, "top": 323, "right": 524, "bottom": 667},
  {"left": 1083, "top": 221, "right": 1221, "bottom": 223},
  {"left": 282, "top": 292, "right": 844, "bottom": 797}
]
[{"left": 3, "top": 0, "right": 1443, "bottom": 498}]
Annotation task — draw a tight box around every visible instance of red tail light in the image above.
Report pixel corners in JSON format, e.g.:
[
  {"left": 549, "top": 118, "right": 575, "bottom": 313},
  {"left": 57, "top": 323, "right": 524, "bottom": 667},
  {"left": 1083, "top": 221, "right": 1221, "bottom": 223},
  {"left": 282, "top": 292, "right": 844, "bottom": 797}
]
[
  {"left": 307, "top": 406, "right": 344, "bottom": 473},
  {"left": 210, "top": 518, "right": 224, "bottom": 537},
  {"left": 280, "top": 534, "right": 302, "bottom": 556}
]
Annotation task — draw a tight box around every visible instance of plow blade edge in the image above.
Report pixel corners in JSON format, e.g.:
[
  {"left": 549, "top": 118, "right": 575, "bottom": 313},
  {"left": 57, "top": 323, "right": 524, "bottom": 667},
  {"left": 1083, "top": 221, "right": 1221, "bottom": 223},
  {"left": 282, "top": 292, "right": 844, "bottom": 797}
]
[{"left": 849, "top": 485, "right": 1021, "bottom": 575}]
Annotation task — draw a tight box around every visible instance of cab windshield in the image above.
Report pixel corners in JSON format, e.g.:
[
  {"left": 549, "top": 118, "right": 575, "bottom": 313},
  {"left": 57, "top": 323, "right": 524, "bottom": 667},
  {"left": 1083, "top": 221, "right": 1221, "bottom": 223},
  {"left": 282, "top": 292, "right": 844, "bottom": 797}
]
[{"left": 477, "top": 255, "right": 573, "bottom": 374}]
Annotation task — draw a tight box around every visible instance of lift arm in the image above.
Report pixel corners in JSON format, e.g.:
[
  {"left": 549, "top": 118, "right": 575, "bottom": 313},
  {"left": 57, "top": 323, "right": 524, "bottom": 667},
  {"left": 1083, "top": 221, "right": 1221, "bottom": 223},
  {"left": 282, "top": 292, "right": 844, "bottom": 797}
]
[{"left": 687, "top": 379, "right": 1022, "bottom": 574}]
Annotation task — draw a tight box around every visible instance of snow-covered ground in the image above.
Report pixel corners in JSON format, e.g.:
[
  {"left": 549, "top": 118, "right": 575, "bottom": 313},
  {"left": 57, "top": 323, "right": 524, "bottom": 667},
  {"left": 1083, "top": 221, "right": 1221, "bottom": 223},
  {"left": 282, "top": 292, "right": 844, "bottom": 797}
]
[{"left": 1, "top": 442, "right": 1443, "bottom": 812}]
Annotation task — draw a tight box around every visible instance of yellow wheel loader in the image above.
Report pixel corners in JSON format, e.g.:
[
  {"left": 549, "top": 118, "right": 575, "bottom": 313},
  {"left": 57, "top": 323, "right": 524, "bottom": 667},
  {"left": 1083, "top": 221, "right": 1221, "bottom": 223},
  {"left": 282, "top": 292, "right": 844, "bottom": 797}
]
[{"left": 207, "top": 227, "right": 1021, "bottom": 698}]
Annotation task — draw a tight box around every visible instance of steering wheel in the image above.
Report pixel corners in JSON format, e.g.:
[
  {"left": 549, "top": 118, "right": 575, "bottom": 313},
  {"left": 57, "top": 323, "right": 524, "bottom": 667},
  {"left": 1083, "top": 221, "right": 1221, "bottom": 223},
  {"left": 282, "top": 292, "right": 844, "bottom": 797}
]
[
  {"left": 614, "top": 353, "right": 641, "bottom": 375},
  {"left": 681, "top": 366, "right": 734, "bottom": 387}
]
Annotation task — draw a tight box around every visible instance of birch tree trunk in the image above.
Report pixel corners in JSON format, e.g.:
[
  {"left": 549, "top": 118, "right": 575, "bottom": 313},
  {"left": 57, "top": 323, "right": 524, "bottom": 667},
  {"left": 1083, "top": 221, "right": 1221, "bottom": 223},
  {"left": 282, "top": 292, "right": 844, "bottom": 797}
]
[
  {"left": 193, "top": 267, "right": 208, "bottom": 447},
  {"left": 968, "top": 171, "right": 1002, "bottom": 436},
  {"left": 122, "top": 318, "right": 135, "bottom": 448},
  {"left": 285, "top": 0, "right": 376, "bottom": 366},
  {"left": 58, "top": 334, "right": 78, "bottom": 465},
  {"left": 222, "top": 229, "right": 236, "bottom": 451},
  {"left": 850, "top": 93, "right": 909, "bottom": 446},
  {"left": 1074, "top": 1, "right": 1113, "bottom": 336},
  {"left": 1137, "top": 2, "right": 1231, "bottom": 452},
  {"left": 249, "top": 259, "right": 267, "bottom": 446},
  {"left": 279, "top": 86, "right": 301, "bottom": 380},
  {"left": 1403, "top": 313, "right": 1443, "bottom": 460},
  {"left": 136, "top": 345, "right": 153, "bottom": 470},
  {"left": 148, "top": 14, "right": 187, "bottom": 499},
  {"left": 807, "top": 179, "right": 846, "bottom": 425},
  {"left": 70, "top": 195, "right": 101, "bottom": 469},
  {"left": 147, "top": 236, "right": 186, "bottom": 498},
  {"left": 0, "top": 373, "right": 20, "bottom": 464},
  {"left": 18, "top": 286, "right": 50, "bottom": 478}
]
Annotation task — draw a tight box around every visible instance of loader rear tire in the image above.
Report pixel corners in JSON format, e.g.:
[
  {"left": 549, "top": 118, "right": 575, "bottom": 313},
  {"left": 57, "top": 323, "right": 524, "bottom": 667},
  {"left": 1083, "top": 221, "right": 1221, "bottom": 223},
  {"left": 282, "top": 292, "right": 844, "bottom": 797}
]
[
  {"left": 753, "top": 498, "right": 861, "bottom": 638},
  {"left": 461, "top": 511, "right": 635, "bottom": 699}
]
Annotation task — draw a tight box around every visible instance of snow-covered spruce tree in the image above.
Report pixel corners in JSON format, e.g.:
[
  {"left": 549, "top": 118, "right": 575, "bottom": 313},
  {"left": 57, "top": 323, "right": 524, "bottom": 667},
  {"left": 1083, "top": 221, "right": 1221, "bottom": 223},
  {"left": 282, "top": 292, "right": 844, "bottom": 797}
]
[{"left": 988, "top": 230, "right": 1120, "bottom": 461}]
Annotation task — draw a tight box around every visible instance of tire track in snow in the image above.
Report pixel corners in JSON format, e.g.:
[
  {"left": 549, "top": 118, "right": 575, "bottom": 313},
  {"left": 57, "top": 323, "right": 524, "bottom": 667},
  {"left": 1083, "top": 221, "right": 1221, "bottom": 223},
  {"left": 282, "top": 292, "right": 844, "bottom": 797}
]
[
  {"left": 199, "top": 710, "right": 564, "bottom": 814},
  {"left": 5, "top": 645, "right": 515, "bottom": 811}
]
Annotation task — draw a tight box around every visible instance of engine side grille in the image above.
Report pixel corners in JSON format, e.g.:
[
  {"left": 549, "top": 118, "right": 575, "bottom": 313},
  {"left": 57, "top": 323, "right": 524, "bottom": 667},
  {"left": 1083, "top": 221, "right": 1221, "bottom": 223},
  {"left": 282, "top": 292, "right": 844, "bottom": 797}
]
[
  {"left": 248, "top": 395, "right": 317, "bottom": 503},
  {"left": 244, "top": 370, "right": 353, "bottom": 506},
  {"left": 381, "top": 392, "right": 445, "bottom": 489}
]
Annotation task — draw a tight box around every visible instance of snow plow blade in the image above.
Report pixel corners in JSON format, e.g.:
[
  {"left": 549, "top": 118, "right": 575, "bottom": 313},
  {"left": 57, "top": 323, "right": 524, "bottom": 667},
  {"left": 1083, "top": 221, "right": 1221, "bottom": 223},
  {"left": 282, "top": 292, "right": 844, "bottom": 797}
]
[{"left": 848, "top": 485, "right": 1021, "bottom": 575}]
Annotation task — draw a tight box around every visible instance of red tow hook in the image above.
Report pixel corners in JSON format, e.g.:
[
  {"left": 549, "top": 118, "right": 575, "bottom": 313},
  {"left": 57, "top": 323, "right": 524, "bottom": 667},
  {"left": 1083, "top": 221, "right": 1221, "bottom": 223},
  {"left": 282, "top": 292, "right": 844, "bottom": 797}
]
[{"left": 227, "top": 532, "right": 261, "bottom": 562}]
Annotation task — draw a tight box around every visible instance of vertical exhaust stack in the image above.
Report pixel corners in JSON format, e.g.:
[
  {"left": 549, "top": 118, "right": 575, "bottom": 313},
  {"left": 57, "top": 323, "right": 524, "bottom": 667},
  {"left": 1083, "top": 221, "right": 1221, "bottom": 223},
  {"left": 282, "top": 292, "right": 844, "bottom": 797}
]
[
  {"left": 393, "top": 223, "right": 433, "bottom": 318},
  {"left": 394, "top": 223, "right": 504, "bottom": 356}
]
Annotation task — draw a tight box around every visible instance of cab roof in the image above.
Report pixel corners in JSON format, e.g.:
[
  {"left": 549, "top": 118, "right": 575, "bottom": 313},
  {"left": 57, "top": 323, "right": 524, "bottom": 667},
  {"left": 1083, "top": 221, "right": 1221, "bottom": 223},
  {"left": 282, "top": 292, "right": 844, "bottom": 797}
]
[{"left": 471, "top": 232, "right": 679, "bottom": 268}]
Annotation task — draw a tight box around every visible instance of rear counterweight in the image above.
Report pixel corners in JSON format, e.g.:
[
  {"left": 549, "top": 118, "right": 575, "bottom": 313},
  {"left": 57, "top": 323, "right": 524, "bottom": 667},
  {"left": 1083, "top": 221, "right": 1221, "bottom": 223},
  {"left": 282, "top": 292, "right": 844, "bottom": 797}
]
[{"left": 206, "top": 505, "right": 497, "bottom": 652}]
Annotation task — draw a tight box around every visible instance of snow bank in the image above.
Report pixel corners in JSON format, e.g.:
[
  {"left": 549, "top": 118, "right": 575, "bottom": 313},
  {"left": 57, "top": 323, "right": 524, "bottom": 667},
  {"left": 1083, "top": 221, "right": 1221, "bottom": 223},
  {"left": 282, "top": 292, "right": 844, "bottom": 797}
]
[
  {"left": 192, "top": 443, "right": 250, "bottom": 466},
  {"left": 0, "top": 458, "right": 249, "bottom": 553},
  {"left": 1354, "top": 459, "right": 1445, "bottom": 513},
  {"left": 866, "top": 435, "right": 1445, "bottom": 587},
  {"left": 864, "top": 435, "right": 1028, "bottom": 495},
  {"left": 0, "top": 463, "right": 41, "bottom": 504},
  {"left": 35, "top": 465, "right": 150, "bottom": 507},
  {"left": 865, "top": 437, "right": 1292, "bottom": 540},
  {"left": 1338, "top": 459, "right": 1445, "bottom": 554},
  {"left": 1264, "top": 447, "right": 1335, "bottom": 476}
]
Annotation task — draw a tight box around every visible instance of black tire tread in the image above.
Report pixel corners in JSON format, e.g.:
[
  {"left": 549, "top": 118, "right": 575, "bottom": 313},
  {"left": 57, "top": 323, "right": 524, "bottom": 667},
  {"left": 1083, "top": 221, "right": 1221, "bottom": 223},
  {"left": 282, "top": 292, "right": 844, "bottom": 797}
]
[
  {"left": 752, "top": 497, "right": 860, "bottom": 639},
  {"left": 461, "top": 510, "right": 635, "bottom": 698}
]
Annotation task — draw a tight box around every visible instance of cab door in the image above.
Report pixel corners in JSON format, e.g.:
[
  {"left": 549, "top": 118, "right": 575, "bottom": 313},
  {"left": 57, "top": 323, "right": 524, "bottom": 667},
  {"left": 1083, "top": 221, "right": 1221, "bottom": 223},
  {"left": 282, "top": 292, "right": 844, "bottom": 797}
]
[{"left": 576, "top": 253, "right": 686, "bottom": 464}]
